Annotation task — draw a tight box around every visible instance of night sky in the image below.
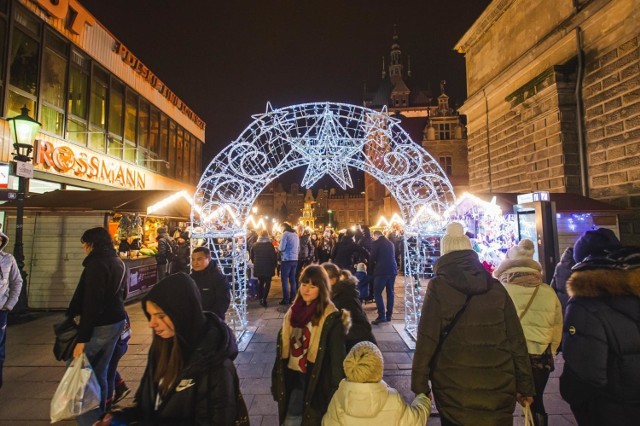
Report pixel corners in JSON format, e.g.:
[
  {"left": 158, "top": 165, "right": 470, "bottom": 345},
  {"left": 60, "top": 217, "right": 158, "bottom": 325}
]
[{"left": 80, "top": 0, "right": 492, "bottom": 184}]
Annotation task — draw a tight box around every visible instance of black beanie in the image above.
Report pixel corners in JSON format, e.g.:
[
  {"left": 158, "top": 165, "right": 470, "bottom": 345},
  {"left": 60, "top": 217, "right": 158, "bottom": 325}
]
[
  {"left": 142, "top": 272, "right": 206, "bottom": 351},
  {"left": 573, "top": 228, "right": 621, "bottom": 263}
]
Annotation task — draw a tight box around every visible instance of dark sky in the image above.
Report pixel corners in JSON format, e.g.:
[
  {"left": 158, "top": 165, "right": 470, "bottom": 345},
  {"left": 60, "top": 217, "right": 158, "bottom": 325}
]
[{"left": 80, "top": 0, "right": 491, "bottom": 168}]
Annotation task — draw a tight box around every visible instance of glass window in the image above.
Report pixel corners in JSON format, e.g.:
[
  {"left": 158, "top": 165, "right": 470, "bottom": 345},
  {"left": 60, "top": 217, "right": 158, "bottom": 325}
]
[
  {"left": 0, "top": 19, "right": 8, "bottom": 87},
  {"left": 124, "top": 89, "right": 137, "bottom": 143},
  {"left": 189, "top": 134, "right": 196, "bottom": 184},
  {"left": 108, "top": 79, "right": 124, "bottom": 159},
  {"left": 159, "top": 113, "right": 168, "bottom": 161},
  {"left": 7, "top": 28, "right": 39, "bottom": 117},
  {"left": 40, "top": 33, "right": 67, "bottom": 136},
  {"left": 438, "top": 123, "right": 451, "bottom": 140},
  {"left": 149, "top": 107, "right": 160, "bottom": 171},
  {"left": 137, "top": 99, "right": 149, "bottom": 149},
  {"left": 439, "top": 156, "right": 452, "bottom": 176},
  {"left": 196, "top": 141, "right": 202, "bottom": 183},
  {"left": 176, "top": 126, "right": 184, "bottom": 180},
  {"left": 167, "top": 120, "right": 177, "bottom": 179},
  {"left": 29, "top": 179, "right": 61, "bottom": 194},
  {"left": 89, "top": 66, "right": 108, "bottom": 152},
  {"left": 67, "top": 50, "right": 89, "bottom": 146}
]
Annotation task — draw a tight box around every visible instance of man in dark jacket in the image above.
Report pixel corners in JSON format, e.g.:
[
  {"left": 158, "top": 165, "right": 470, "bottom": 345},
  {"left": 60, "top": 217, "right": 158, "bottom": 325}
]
[
  {"left": 250, "top": 231, "right": 277, "bottom": 307},
  {"left": 550, "top": 246, "right": 575, "bottom": 316},
  {"left": 155, "top": 227, "right": 175, "bottom": 280},
  {"left": 190, "top": 247, "right": 231, "bottom": 320},
  {"left": 411, "top": 222, "right": 534, "bottom": 425},
  {"left": 560, "top": 228, "right": 640, "bottom": 425},
  {"left": 331, "top": 230, "right": 369, "bottom": 272},
  {"left": 369, "top": 230, "right": 397, "bottom": 324}
]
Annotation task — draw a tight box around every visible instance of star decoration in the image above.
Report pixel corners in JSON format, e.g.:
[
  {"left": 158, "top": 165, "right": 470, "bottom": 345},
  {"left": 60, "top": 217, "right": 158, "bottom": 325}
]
[{"left": 289, "top": 106, "right": 367, "bottom": 189}]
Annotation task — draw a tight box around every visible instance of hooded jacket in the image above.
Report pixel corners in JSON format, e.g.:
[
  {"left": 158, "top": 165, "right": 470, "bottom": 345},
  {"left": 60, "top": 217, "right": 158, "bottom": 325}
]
[
  {"left": 322, "top": 380, "right": 431, "bottom": 426},
  {"left": 331, "top": 238, "right": 369, "bottom": 272},
  {"left": 0, "top": 230, "right": 22, "bottom": 311},
  {"left": 250, "top": 236, "right": 277, "bottom": 277},
  {"left": 560, "top": 259, "right": 640, "bottom": 422},
  {"left": 411, "top": 250, "right": 534, "bottom": 426},
  {"left": 190, "top": 262, "right": 231, "bottom": 320},
  {"left": 331, "top": 279, "right": 376, "bottom": 351},
  {"left": 113, "top": 273, "right": 249, "bottom": 425},
  {"left": 66, "top": 244, "right": 126, "bottom": 342},
  {"left": 550, "top": 247, "right": 575, "bottom": 315},
  {"left": 272, "top": 304, "right": 351, "bottom": 426}
]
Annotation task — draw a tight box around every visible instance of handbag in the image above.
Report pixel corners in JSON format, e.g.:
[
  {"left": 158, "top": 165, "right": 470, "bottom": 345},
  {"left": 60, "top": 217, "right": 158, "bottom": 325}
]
[{"left": 53, "top": 317, "right": 79, "bottom": 362}]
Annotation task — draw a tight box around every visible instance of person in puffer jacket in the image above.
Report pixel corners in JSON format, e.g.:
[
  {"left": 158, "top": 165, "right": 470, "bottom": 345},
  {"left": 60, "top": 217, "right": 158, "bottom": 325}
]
[
  {"left": 550, "top": 247, "right": 575, "bottom": 316},
  {"left": 0, "top": 227, "right": 22, "bottom": 389},
  {"left": 322, "top": 341, "right": 431, "bottom": 425},
  {"left": 494, "top": 239, "right": 563, "bottom": 426},
  {"left": 560, "top": 228, "right": 640, "bottom": 426}
]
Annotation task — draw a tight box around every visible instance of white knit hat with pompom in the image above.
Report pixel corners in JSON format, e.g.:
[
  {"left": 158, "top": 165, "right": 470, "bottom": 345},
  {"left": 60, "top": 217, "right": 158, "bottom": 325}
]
[
  {"left": 343, "top": 341, "right": 384, "bottom": 383},
  {"left": 440, "top": 222, "right": 472, "bottom": 255}
]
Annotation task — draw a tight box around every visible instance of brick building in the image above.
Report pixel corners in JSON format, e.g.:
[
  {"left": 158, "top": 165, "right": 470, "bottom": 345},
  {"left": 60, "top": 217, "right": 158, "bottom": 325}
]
[{"left": 455, "top": 0, "right": 640, "bottom": 243}]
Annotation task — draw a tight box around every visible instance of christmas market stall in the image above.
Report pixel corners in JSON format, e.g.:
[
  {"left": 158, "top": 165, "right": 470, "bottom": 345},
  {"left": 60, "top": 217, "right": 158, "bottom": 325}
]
[{"left": 1, "top": 189, "right": 193, "bottom": 309}]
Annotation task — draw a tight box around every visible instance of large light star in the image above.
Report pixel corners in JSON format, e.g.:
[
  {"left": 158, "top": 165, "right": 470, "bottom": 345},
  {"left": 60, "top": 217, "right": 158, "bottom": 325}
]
[{"left": 290, "top": 106, "right": 367, "bottom": 189}]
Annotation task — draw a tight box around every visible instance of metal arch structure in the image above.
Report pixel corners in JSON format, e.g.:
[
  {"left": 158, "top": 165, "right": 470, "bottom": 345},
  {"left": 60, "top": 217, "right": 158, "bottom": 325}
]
[{"left": 191, "top": 102, "right": 456, "bottom": 339}]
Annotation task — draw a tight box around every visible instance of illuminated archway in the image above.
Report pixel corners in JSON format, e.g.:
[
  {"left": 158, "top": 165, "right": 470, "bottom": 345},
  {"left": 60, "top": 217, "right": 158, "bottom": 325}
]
[{"left": 192, "top": 102, "right": 455, "bottom": 338}]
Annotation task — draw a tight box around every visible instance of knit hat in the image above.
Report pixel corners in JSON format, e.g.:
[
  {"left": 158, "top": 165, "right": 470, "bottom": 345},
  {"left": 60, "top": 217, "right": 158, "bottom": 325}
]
[
  {"left": 573, "top": 228, "right": 621, "bottom": 263},
  {"left": 343, "top": 341, "right": 384, "bottom": 383},
  {"left": 493, "top": 239, "right": 542, "bottom": 278},
  {"left": 440, "top": 222, "right": 472, "bottom": 255},
  {"left": 356, "top": 263, "right": 366, "bottom": 272}
]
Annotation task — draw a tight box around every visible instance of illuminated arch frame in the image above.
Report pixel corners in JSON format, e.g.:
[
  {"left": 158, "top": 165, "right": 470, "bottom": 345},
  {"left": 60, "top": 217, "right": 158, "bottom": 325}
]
[{"left": 191, "top": 102, "right": 456, "bottom": 339}]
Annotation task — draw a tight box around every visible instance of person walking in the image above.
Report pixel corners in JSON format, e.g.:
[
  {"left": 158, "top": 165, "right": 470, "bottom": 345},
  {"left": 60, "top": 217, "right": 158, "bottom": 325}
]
[
  {"left": 250, "top": 230, "right": 278, "bottom": 307},
  {"left": 155, "top": 227, "right": 175, "bottom": 280},
  {"left": 98, "top": 273, "right": 249, "bottom": 425},
  {"left": 172, "top": 232, "right": 191, "bottom": 274},
  {"left": 322, "top": 263, "right": 376, "bottom": 351},
  {"left": 560, "top": 228, "right": 640, "bottom": 425},
  {"left": 297, "top": 228, "right": 315, "bottom": 280},
  {"left": 323, "top": 341, "right": 431, "bottom": 425},
  {"left": 279, "top": 222, "right": 300, "bottom": 305},
  {"left": 411, "top": 222, "right": 534, "bottom": 426},
  {"left": 330, "top": 230, "right": 369, "bottom": 273},
  {"left": 494, "top": 239, "right": 563, "bottom": 426},
  {"left": 190, "top": 246, "right": 231, "bottom": 321},
  {"left": 0, "top": 226, "right": 22, "bottom": 389},
  {"left": 271, "top": 265, "right": 350, "bottom": 426},
  {"left": 550, "top": 246, "right": 575, "bottom": 316},
  {"left": 369, "top": 230, "right": 397, "bottom": 324},
  {"left": 66, "top": 227, "right": 127, "bottom": 425}
]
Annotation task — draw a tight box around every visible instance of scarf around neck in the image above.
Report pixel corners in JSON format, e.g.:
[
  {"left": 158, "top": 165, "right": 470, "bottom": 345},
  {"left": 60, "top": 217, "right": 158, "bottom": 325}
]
[{"left": 290, "top": 297, "right": 319, "bottom": 328}]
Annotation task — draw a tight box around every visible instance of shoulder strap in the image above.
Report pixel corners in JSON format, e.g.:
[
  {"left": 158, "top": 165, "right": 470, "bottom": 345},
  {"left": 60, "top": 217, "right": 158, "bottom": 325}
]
[{"left": 518, "top": 285, "right": 540, "bottom": 320}]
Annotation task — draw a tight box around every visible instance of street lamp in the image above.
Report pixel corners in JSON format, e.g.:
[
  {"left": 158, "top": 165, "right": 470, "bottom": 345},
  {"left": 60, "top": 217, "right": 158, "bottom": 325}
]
[
  {"left": 327, "top": 209, "right": 334, "bottom": 227},
  {"left": 7, "top": 106, "right": 40, "bottom": 318}
]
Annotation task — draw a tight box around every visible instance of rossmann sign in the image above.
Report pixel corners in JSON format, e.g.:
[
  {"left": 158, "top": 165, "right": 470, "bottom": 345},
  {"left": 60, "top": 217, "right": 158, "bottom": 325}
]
[{"left": 34, "top": 139, "right": 147, "bottom": 190}]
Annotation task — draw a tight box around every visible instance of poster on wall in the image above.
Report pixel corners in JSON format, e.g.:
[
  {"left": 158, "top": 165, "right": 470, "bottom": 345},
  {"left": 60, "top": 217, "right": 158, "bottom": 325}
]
[{"left": 0, "top": 163, "right": 9, "bottom": 189}]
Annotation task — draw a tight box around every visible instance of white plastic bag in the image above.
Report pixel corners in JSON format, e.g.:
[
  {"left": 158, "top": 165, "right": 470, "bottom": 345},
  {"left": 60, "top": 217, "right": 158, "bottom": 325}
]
[{"left": 50, "top": 353, "right": 101, "bottom": 423}]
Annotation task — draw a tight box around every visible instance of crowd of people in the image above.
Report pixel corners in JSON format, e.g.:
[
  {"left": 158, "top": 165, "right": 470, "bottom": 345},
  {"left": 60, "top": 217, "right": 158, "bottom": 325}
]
[{"left": 9, "top": 220, "right": 634, "bottom": 425}]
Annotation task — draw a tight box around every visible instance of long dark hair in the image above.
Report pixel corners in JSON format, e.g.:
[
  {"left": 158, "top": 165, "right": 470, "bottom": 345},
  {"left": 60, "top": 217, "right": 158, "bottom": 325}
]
[
  {"left": 150, "top": 332, "right": 184, "bottom": 396},
  {"left": 81, "top": 227, "right": 115, "bottom": 254},
  {"left": 297, "top": 265, "right": 332, "bottom": 325}
]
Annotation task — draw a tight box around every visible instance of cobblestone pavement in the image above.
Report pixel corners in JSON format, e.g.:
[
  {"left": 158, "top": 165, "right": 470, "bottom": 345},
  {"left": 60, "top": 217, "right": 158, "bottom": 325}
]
[{"left": 0, "top": 276, "right": 577, "bottom": 425}]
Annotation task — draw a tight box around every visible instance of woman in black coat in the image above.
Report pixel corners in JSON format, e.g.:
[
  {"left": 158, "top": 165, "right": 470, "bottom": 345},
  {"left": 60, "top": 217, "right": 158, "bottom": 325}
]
[
  {"left": 250, "top": 230, "right": 278, "bottom": 307},
  {"left": 322, "top": 263, "right": 377, "bottom": 351},
  {"left": 101, "top": 273, "right": 249, "bottom": 426}
]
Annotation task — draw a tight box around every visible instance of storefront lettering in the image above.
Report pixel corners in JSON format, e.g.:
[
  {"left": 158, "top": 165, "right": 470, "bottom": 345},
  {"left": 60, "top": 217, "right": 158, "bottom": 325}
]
[
  {"left": 114, "top": 42, "right": 206, "bottom": 130},
  {"left": 33, "top": 0, "right": 95, "bottom": 35},
  {"left": 35, "top": 140, "right": 146, "bottom": 189}
]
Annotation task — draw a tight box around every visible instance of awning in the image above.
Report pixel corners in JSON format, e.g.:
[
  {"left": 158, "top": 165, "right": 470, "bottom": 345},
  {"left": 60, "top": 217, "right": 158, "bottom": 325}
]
[
  {"left": 472, "top": 193, "right": 627, "bottom": 214},
  {"left": 0, "top": 190, "right": 193, "bottom": 219}
]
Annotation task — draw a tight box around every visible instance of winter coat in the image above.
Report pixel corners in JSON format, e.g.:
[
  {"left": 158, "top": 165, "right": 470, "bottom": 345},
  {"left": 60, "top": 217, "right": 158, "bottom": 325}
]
[
  {"left": 190, "top": 262, "right": 231, "bottom": 321},
  {"left": 322, "top": 380, "right": 431, "bottom": 426},
  {"left": 67, "top": 245, "right": 127, "bottom": 343},
  {"left": 331, "top": 239, "right": 369, "bottom": 272},
  {"left": 357, "top": 235, "right": 373, "bottom": 255},
  {"left": 250, "top": 237, "right": 278, "bottom": 277},
  {"left": 331, "top": 280, "right": 376, "bottom": 351},
  {"left": 0, "top": 231, "right": 22, "bottom": 311},
  {"left": 370, "top": 236, "right": 397, "bottom": 277},
  {"left": 112, "top": 313, "right": 249, "bottom": 425},
  {"left": 560, "top": 261, "right": 640, "bottom": 423},
  {"left": 173, "top": 243, "right": 191, "bottom": 274},
  {"left": 156, "top": 235, "right": 175, "bottom": 265},
  {"left": 272, "top": 305, "right": 351, "bottom": 426},
  {"left": 411, "top": 249, "right": 534, "bottom": 426},
  {"left": 354, "top": 271, "right": 369, "bottom": 299},
  {"left": 550, "top": 247, "right": 575, "bottom": 315},
  {"left": 299, "top": 234, "right": 315, "bottom": 261},
  {"left": 500, "top": 274, "right": 563, "bottom": 355},
  {"left": 279, "top": 229, "right": 300, "bottom": 261}
]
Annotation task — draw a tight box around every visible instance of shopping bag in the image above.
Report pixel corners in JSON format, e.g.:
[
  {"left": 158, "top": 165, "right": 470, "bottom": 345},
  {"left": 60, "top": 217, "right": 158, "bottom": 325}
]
[{"left": 50, "top": 353, "right": 101, "bottom": 423}]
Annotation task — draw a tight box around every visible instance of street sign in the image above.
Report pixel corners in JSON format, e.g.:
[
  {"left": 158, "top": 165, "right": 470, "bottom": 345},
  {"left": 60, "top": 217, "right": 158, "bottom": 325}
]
[{"left": 15, "top": 161, "right": 33, "bottom": 179}]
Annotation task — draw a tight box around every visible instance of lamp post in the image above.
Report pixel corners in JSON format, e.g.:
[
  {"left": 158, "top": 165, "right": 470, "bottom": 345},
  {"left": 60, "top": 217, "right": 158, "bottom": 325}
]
[
  {"left": 327, "top": 209, "right": 334, "bottom": 228},
  {"left": 7, "top": 106, "right": 41, "bottom": 318}
]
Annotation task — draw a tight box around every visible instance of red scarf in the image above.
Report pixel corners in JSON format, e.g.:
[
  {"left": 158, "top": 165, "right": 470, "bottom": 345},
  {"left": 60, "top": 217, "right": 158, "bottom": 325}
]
[{"left": 290, "top": 297, "right": 318, "bottom": 328}]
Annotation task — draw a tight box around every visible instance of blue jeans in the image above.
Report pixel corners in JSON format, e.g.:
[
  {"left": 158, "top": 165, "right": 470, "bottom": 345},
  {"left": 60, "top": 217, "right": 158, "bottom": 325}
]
[
  {"left": 374, "top": 275, "right": 395, "bottom": 320},
  {"left": 107, "top": 338, "right": 128, "bottom": 401},
  {"left": 0, "top": 310, "right": 7, "bottom": 388},
  {"left": 74, "top": 320, "right": 125, "bottom": 426},
  {"left": 281, "top": 261, "right": 298, "bottom": 302}
]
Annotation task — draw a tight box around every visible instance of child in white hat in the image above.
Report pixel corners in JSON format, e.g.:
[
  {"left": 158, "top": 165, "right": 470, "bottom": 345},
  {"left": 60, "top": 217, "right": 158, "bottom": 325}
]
[{"left": 322, "top": 341, "right": 431, "bottom": 425}]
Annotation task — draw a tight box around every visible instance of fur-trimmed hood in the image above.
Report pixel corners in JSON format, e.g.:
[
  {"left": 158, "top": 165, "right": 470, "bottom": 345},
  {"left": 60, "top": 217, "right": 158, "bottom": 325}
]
[{"left": 567, "top": 268, "right": 640, "bottom": 299}]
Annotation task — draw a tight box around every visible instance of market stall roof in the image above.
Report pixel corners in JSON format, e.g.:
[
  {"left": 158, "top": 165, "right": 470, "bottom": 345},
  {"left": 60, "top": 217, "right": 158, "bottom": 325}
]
[
  {"left": 472, "top": 193, "right": 628, "bottom": 214},
  {"left": 1, "top": 190, "right": 193, "bottom": 218}
]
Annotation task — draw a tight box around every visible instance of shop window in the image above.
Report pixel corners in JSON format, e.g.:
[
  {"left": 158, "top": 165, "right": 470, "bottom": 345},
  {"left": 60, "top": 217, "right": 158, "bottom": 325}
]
[
  {"left": 190, "top": 133, "right": 197, "bottom": 184},
  {"left": 136, "top": 99, "right": 149, "bottom": 167},
  {"left": 29, "top": 179, "right": 61, "bottom": 194},
  {"left": 195, "top": 141, "right": 202, "bottom": 183},
  {"left": 40, "top": 32, "right": 68, "bottom": 137},
  {"left": 176, "top": 126, "right": 184, "bottom": 180},
  {"left": 7, "top": 28, "right": 39, "bottom": 118},
  {"left": 67, "top": 50, "right": 90, "bottom": 146},
  {"left": 439, "top": 156, "right": 452, "bottom": 176},
  {"left": 159, "top": 113, "right": 169, "bottom": 165},
  {"left": 149, "top": 107, "right": 160, "bottom": 171},
  {"left": 108, "top": 79, "right": 124, "bottom": 158},
  {"left": 438, "top": 123, "right": 451, "bottom": 140},
  {"left": 124, "top": 88, "right": 137, "bottom": 144},
  {"left": 182, "top": 132, "right": 190, "bottom": 182},
  {"left": 88, "top": 65, "right": 108, "bottom": 152},
  {"left": 167, "top": 120, "right": 177, "bottom": 179}
]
